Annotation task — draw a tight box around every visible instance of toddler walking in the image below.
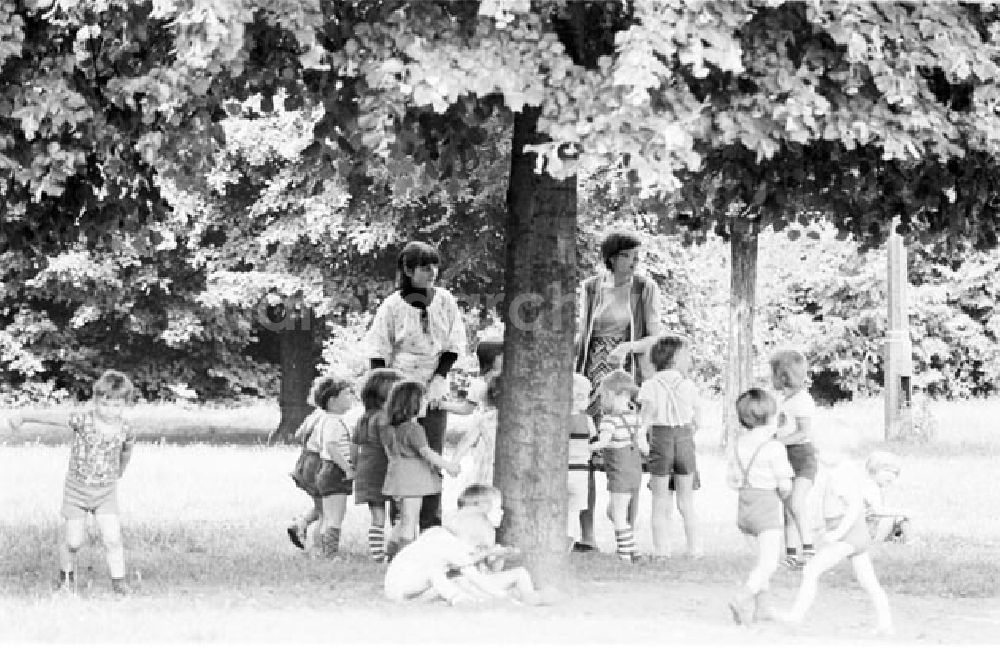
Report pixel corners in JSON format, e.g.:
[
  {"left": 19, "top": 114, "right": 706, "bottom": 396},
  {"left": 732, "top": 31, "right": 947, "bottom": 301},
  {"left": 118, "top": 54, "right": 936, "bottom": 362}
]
[
  {"left": 352, "top": 368, "right": 404, "bottom": 562},
  {"left": 287, "top": 404, "right": 325, "bottom": 550},
  {"left": 770, "top": 349, "right": 817, "bottom": 569},
  {"left": 777, "top": 431, "right": 894, "bottom": 635},
  {"left": 383, "top": 380, "right": 460, "bottom": 555},
  {"left": 591, "top": 369, "right": 648, "bottom": 563},
  {"left": 8, "top": 370, "right": 137, "bottom": 595},
  {"left": 637, "top": 334, "right": 703, "bottom": 558},
  {"left": 726, "top": 388, "right": 793, "bottom": 625},
  {"left": 309, "top": 375, "right": 357, "bottom": 558}
]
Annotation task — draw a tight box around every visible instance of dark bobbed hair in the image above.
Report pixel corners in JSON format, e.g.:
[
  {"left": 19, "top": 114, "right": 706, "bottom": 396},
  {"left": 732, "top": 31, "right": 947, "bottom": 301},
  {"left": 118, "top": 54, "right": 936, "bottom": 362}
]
[
  {"left": 360, "top": 368, "right": 404, "bottom": 412},
  {"left": 93, "top": 369, "right": 134, "bottom": 401},
  {"left": 649, "top": 334, "right": 688, "bottom": 372},
  {"left": 736, "top": 388, "right": 777, "bottom": 430},
  {"left": 769, "top": 349, "right": 808, "bottom": 390},
  {"left": 310, "top": 374, "right": 353, "bottom": 410},
  {"left": 387, "top": 380, "right": 425, "bottom": 426},
  {"left": 476, "top": 340, "right": 504, "bottom": 374},
  {"left": 600, "top": 229, "right": 643, "bottom": 271},
  {"left": 397, "top": 241, "right": 441, "bottom": 289}
]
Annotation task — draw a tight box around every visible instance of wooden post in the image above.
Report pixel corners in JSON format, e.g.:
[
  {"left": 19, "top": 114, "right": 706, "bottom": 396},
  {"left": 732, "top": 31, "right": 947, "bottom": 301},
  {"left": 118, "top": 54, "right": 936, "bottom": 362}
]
[
  {"left": 723, "top": 216, "right": 759, "bottom": 448},
  {"left": 884, "top": 216, "right": 913, "bottom": 441}
]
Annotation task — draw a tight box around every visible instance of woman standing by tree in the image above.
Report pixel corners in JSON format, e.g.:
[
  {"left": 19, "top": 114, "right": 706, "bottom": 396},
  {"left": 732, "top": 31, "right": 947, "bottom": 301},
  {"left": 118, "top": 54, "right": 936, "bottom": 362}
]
[
  {"left": 574, "top": 229, "right": 663, "bottom": 551},
  {"left": 366, "top": 241, "right": 467, "bottom": 531}
]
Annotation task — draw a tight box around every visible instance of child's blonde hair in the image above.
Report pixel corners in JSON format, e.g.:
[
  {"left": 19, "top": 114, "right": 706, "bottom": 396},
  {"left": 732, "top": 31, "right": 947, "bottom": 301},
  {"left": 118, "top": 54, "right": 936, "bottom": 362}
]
[
  {"left": 458, "top": 484, "right": 501, "bottom": 510},
  {"left": 93, "top": 370, "right": 134, "bottom": 401},
  {"left": 572, "top": 373, "right": 592, "bottom": 398},
  {"left": 597, "top": 369, "right": 638, "bottom": 414},
  {"left": 769, "top": 349, "right": 808, "bottom": 390}
]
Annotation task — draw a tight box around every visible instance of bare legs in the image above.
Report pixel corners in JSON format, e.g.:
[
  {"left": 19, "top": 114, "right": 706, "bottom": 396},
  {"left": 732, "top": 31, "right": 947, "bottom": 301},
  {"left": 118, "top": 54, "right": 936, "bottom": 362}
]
[{"left": 781, "top": 542, "right": 893, "bottom": 634}]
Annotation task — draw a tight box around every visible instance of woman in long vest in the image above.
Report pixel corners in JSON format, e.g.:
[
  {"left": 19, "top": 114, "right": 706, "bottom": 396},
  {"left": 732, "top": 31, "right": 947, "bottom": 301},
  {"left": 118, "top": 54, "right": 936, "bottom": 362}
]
[
  {"left": 366, "top": 241, "right": 467, "bottom": 531},
  {"left": 574, "top": 229, "right": 662, "bottom": 551}
]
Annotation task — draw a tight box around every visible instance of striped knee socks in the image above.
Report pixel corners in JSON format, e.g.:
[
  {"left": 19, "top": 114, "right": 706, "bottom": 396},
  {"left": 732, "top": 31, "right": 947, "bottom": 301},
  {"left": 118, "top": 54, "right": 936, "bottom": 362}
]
[
  {"left": 615, "top": 526, "right": 636, "bottom": 562},
  {"left": 368, "top": 525, "right": 386, "bottom": 563}
]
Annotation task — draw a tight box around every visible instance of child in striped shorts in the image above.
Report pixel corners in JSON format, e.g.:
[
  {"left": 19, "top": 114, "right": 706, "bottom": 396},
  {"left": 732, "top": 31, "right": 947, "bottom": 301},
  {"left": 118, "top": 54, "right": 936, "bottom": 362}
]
[{"left": 8, "top": 370, "right": 137, "bottom": 595}]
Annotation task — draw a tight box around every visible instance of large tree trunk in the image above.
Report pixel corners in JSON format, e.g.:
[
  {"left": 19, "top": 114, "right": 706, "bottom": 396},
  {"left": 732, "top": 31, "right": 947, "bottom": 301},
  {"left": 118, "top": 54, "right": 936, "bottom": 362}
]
[
  {"left": 723, "top": 217, "right": 759, "bottom": 448},
  {"left": 270, "top": 310, "right": 321, "bottom": 444},
  {"left": 495, "top": 106, "right": 577, "bottom": 587}
]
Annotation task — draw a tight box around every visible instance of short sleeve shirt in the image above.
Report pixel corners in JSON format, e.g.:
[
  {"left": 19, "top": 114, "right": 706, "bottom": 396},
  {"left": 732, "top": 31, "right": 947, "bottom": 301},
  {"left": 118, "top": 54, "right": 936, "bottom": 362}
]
[
  {"left": 776, "top": 390, "right": 816, "bottom": 443},
  {"left": 66, "top": 412, "right": 133, "bottom": 487},
  {"left": 637, "top": 370, "right": 699, "bottom": 427},
  {"left": 317, "top": 413, "right": 353, "bottom": 465},
  {"left": 598, "top": 411, "right": 641, "bottom": 449},
  {"left": 820, "top": 461, "right": 865, "bottom": 520},
  {"left": 727, "top": 427, "right": 794, "bottom": 490},
  {"left": 386, "top": 527, "right": 479, "bottom": 576}
]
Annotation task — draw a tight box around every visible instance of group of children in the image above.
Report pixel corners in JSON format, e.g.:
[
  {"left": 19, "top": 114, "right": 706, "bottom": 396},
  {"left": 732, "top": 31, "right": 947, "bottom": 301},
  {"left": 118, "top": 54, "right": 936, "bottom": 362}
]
[
  {"left": 726, "top": 352, "right": 904, "bottom": 634},
  {"left": 0, "top": 338, "right": 908, "bottom": 627}
]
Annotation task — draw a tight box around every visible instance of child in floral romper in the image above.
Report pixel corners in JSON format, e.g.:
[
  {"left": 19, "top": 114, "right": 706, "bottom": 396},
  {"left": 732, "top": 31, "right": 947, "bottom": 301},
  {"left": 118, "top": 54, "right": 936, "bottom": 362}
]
[{"left": 9, "top": 370, "right": 137, "bottom": 595}]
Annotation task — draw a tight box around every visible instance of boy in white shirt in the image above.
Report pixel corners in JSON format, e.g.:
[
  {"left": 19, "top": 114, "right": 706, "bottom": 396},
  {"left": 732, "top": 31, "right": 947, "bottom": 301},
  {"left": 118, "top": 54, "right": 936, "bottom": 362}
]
[
  {"left": 637, "top": 334, "right": 703, "bottom": 558},
  {"left": 384, "top": 484, "right": 543, "bottom": 606}
]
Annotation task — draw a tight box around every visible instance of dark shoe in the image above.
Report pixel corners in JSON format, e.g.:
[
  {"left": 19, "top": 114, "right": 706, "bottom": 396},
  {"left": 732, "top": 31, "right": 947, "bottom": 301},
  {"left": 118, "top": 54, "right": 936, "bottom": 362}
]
[
  {"left": 111, "top": 578, "right": 131, "bottom": 596},
  {"left": 287, "top": 524, "right": 305, "bottom": 550},
  {"left": 56, "top": 570, "right": 76, "bottom": 593},
  {"left": 572, "top": 542, "right": 597, "bottom": 553}
]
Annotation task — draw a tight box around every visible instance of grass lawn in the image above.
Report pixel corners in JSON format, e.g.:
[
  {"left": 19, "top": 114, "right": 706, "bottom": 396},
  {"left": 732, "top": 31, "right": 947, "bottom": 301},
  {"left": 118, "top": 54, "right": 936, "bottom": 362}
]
[{"left": 1, "top": 397, "right": 999, "bottom": 643}]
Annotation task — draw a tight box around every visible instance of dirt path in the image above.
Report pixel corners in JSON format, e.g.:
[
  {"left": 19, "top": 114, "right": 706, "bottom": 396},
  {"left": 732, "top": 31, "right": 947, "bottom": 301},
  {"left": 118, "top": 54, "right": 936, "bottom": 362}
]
[{"left": 1, "top": 577, "right": 997, "bottom": 643}]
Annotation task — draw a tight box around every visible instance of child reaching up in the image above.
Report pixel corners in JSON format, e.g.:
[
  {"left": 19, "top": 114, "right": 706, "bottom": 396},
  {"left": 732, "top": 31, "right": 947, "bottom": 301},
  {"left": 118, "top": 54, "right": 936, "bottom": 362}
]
[
  {"left": 770, "top": 349, "right": 817, "bottom": 569},
  {"left": 567, "top": 374, "right": 598, "bottom": 551},
  {"left": 383, "top": 380, "right": 460, "bottom": 554},
  {"left": 591, "top": 369, "right": 647, "bottom": 563},
  {"left": 352, "top": 368, "right": 404, "bottom": 562},
  {"left": 384, "top": 484, "right": 542, "bottom": 606},
  {"left": 435, "top": 339, "right": 503, "bottom": 416},
  {"left": 444, "top": 374, "right": 501, "bottom": 512},
  {"left": 7, "top": 370, "right": 137, "bottom": 595},
  {"left": 726, "top": 389, "right": 793, "bottom": 626},
  {"left": 777, "top": 430, "right": 894, "bottom": 635},
  {"left": 637, "top": 335, "right": 703, "bottom": 558}
]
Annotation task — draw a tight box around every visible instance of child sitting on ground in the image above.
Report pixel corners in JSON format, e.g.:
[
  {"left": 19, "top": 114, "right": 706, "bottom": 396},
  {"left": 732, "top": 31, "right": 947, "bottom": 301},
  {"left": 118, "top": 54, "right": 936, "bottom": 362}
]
[
  {"left": 864, "top": 451, "right": 910, "bottom": 544},
  {"left": 384, "top": 484, "right": 542, "bottom": 606},
  {"left": 726, "top": 388, "right": 793, "bottom": 626}
]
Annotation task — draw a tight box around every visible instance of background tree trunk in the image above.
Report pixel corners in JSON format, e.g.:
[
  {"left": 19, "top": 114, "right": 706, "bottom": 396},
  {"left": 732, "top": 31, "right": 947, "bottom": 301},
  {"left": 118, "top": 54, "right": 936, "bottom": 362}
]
[
  {"left": 495, "top": 106, "right": 577, "bottom": 587},
  {"left": 723, "top": 217, "right": 759, "bottom": 448},
  {"left": 270, "top": 310, "right": 321, "bottom": 444}
]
